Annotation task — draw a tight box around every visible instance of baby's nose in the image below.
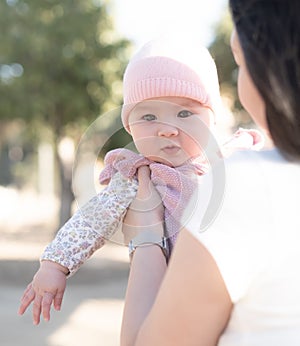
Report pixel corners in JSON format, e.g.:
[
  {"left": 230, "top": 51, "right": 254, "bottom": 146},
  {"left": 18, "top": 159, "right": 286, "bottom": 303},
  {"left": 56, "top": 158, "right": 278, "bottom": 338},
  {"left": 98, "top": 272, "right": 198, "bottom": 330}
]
[{"left": 158, "top": 123, "right": 179, "bottom": 137}]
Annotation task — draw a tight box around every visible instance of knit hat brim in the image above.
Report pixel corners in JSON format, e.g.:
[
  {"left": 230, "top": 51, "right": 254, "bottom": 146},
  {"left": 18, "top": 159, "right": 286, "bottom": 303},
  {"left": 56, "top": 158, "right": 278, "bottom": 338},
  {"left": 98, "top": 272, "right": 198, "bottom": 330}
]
[{"left": 121, "top": 39, "right": 221, "bottom": 132}]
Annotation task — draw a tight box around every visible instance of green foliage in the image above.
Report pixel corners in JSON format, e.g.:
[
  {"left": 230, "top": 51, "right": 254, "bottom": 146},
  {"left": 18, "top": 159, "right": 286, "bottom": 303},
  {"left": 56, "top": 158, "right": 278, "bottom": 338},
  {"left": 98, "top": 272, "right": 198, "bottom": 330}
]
[
  {"left": 0, "top": 0, "right": 133, "bottom": 225},
  {"left": 209, "top": 10, "right": 234, "bottom": 85},
  {"left": 0, "top": 0, "right": 131, "bottom": 135},
  {"left": 209, "top": 9, "right": 253, "bottom": 126}
]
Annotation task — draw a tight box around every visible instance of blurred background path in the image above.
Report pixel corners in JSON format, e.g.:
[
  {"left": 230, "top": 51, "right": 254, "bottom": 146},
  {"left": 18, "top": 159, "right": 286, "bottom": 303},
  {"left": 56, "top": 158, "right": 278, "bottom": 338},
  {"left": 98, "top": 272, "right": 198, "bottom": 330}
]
[{"left": 0, "top": 220, "right": 129, "bottom": 346}]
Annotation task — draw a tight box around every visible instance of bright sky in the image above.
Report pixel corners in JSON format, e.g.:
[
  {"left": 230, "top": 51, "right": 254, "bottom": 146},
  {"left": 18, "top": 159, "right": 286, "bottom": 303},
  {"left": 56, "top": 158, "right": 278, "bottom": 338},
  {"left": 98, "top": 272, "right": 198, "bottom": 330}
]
[{"left": 110, "top": 0, "right": 227, "bottom": 50}]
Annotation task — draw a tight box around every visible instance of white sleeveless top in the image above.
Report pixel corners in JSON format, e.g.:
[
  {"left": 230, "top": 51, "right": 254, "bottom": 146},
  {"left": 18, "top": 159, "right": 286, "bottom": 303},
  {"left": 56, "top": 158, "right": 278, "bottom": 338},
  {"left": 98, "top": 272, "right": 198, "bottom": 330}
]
[{"left": 186, "top": 149, "right": 300, "bottom": 346}]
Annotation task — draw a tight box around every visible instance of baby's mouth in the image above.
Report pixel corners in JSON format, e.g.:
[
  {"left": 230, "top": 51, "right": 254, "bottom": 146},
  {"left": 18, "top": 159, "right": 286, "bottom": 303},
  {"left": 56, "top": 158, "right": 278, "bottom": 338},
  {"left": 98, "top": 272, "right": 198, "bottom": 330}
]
[{"left": 161, "top": 145, "right": 181, "bottom": 154}]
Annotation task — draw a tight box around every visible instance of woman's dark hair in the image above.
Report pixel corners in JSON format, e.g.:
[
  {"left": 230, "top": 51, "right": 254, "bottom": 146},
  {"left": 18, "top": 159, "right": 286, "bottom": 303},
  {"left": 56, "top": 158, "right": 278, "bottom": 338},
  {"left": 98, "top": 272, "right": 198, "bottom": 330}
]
[{"left": 229, "top": 0, "right": 300, "bottom": 160}]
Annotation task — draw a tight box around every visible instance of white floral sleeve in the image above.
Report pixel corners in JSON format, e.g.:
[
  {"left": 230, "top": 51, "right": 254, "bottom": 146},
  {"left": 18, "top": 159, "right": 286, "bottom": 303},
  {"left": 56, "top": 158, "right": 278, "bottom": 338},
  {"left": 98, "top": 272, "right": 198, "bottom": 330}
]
[{"left": 40, "top": 172, "right": 138, "bottom": 277}]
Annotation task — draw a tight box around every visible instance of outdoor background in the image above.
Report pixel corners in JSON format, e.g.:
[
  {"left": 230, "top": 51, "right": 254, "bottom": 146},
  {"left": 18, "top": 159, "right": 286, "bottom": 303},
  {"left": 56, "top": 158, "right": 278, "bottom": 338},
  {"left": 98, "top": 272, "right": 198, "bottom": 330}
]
[{"left": 0, "top": 0, "right": 259, "bottom": 345}]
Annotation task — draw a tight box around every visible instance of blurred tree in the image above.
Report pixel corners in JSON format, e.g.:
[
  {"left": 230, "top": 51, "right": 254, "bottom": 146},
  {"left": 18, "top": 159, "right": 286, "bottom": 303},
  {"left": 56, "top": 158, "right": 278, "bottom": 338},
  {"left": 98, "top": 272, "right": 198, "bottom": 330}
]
[
  {"left": 0, "top": 0, "right": 132, "bottom": 228},
  {"left": 209, "top": 9, "right": 253, "bottom": 127}
]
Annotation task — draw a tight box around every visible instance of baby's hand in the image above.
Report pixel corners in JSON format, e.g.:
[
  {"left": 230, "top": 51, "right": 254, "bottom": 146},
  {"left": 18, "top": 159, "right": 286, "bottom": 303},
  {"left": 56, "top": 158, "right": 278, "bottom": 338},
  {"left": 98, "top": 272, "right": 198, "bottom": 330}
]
[
  {"left": 221, "top": 128, "right": 265, "bottom": 157},
  {"left": 122, "top": 166, "right": 164, "bottom": 244},
  {"left": 18, "top": 260, "right": 68, "bottom": 325}
]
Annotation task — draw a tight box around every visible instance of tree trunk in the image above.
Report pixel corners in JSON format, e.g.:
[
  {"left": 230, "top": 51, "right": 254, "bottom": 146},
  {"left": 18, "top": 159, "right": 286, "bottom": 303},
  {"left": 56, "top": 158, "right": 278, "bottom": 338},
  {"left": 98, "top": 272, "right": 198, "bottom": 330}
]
[{"left": 55, "top": 141, "right": 74, "bottom": 230}]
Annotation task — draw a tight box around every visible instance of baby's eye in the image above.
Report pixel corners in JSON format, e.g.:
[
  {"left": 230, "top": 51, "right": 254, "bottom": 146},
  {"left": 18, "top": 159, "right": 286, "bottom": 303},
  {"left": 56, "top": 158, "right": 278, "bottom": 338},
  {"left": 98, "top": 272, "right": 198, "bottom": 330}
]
[
  {"left": 142, "top": 114, "right": 156, "bottom": 121},
  {"left": 178, "top": 110, "right": 193, "bottom": 118}
]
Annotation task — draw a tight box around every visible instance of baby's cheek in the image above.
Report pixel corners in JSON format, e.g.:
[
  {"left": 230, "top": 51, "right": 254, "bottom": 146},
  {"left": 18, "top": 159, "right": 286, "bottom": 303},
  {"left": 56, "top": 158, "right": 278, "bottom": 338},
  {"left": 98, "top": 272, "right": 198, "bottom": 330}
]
[{"left": 185, "top": 130, "right": 210, "bottom": 152}]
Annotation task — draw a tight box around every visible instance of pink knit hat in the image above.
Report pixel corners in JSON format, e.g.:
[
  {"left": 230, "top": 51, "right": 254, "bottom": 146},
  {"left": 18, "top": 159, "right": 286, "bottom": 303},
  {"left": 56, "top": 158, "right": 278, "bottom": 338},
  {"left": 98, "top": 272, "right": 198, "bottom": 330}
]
[{"left": 121, "top": 37, "right": 221, "bottom": 132}]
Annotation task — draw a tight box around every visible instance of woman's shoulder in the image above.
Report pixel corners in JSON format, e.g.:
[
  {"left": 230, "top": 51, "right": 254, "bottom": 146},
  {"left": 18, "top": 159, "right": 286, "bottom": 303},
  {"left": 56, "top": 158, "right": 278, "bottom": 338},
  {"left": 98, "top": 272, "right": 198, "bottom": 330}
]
[
  {"left": 224, "top": 147, "right": 300, "bottom": 182},
  {"left": 225, "top": 147, "right": 285, "bottom": 167}
]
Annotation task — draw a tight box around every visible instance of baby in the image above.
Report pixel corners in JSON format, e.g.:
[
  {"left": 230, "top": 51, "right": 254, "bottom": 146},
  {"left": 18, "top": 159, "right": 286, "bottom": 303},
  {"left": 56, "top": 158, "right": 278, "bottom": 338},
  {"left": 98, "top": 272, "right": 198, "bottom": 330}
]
[{"left": 18, "top": 38, "right": 263, "bottom": 324}]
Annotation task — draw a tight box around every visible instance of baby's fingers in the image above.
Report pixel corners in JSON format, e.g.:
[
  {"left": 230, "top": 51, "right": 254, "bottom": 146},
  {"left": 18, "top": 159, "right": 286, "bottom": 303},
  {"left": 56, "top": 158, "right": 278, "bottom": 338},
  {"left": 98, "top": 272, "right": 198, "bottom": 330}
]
[
  {"left": 18, "top": 283, "right": 35, "bottom": 315},
  {"left": 53, "top": 290, "right": 65, "bottom": 311},
  {"left": 136, "top": 166, "right": 152, "bottom": 199},
  {"left": 32, "top": 294, "right": 43, "bottom": 325},
  {"left": 42, "top": 292, "right": 54, "bottom": 322}
]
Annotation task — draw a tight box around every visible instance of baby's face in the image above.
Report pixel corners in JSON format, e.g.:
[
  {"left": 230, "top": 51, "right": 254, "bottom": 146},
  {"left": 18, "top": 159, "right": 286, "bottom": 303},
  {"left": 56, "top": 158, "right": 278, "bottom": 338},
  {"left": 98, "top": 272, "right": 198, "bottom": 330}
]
[{"left": 128, "top": 96, "right": 214, "bottom": 167}]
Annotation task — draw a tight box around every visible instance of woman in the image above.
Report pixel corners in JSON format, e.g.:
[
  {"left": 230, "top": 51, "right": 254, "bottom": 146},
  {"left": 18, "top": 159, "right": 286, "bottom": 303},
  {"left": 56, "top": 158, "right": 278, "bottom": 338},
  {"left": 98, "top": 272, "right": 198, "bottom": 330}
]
[{"left": 121, "top": 1, "right": 300, "bottom": 345}]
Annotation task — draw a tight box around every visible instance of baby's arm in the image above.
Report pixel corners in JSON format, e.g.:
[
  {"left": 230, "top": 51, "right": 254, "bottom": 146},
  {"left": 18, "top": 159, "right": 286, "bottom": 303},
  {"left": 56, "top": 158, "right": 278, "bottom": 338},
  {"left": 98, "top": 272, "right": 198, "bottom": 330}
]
[
  {"left": 18, "top": 172, "right": 138, "bottom": 324},
  {"left": 40, "top": 172, "right": 138, "bottom": 276}
]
